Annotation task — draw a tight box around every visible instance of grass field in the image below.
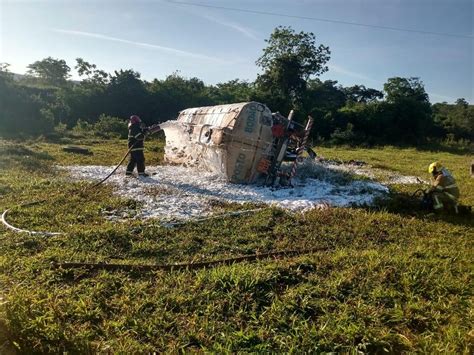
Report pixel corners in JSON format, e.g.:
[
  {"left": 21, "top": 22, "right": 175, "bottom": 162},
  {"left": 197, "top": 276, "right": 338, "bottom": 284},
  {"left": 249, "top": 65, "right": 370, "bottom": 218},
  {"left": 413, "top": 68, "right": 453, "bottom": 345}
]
[{"left": 0, "top": 138, "right": 472, "bottom": 353}]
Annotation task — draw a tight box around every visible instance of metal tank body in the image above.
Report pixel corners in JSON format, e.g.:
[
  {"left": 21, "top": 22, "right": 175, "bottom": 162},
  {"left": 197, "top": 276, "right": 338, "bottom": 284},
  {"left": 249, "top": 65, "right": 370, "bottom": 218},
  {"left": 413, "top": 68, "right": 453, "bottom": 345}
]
[{"left": 162, "top": 102, "right": 274, "bottom": 184}]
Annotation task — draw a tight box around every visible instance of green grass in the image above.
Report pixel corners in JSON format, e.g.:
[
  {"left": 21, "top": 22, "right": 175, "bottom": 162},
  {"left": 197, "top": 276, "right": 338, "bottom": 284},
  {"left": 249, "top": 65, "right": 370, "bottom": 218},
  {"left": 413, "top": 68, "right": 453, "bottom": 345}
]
[
  {"left": 0, "top": 138, "right": 472, "bottom": 353},
  {"left": 317, "top": 145, "right": 474, "bottom": 206}
]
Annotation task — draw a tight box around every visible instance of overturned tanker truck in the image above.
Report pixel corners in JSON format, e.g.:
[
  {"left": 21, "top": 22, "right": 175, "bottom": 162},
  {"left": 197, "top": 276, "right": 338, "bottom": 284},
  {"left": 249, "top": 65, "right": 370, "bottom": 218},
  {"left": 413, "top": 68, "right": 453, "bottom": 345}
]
[{"left": 161, "top": 102, "right": 314, "bottom": 185}]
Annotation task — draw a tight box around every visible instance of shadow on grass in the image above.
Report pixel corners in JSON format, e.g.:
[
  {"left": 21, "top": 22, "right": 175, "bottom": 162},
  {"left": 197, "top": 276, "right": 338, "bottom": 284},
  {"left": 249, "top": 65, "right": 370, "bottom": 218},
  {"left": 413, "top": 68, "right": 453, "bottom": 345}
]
[
  {"left": 369, "top": 190, "right": 473, "bottom": 227},
  {"left": 0, "top": 319, "right": 17, "bottom": 355},
  {"left": 0, "top": 144, "right": 54, "bottom": 172}
]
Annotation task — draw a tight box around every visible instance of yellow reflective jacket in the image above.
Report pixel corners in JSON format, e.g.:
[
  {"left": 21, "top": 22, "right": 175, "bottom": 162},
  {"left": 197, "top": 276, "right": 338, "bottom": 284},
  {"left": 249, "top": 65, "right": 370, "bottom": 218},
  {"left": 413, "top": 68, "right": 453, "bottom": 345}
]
[{"left": 431, "top": 169, "right": 460, "bottom": 201}]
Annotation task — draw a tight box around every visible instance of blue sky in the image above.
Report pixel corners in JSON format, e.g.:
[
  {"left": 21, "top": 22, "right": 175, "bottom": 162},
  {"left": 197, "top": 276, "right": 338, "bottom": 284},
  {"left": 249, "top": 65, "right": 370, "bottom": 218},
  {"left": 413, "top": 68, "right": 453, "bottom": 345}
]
[{"left": 1, "top": 0, "right": 472, "bottom": 103}]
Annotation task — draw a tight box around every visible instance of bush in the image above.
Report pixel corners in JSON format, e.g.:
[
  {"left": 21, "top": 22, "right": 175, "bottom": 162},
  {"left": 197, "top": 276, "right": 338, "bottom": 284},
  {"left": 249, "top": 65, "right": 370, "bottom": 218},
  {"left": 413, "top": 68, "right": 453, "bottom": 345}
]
[
  {"left": 72, "top": 115, "right": 127, "bottom": 139},
  {"left": 93, "top": 114, "right": 127, "bottom": 138},
  {"left": 72, "top": 119, "right": 92, "bottom": 133},
  {"left": 330, "top": 123, "right": 362, "bottom": 145}
]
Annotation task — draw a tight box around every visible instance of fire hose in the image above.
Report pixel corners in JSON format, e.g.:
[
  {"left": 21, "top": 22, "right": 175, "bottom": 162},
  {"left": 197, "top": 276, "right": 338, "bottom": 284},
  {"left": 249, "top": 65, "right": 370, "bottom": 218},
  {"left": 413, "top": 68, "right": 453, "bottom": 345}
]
[
  {"left": 0, "top": 200, "right": 62, "bottom": 236},
  {"left": 0, "top": 128, "right": 274, "bottom": 239},
  {"left": 51, "top": 246, "right": 330, "bottom": 272},
  {"left": 90, "top": 143, "right": 137, "bottom": 188},
  {"left": 1, "top": 145, "right": 330, "bottom": 273},
  {"left": 1, "top": 129, "right": 152, "bottom": 235},
  {"left": 2, "top": 118, "right": 387, "bottom": 273}
]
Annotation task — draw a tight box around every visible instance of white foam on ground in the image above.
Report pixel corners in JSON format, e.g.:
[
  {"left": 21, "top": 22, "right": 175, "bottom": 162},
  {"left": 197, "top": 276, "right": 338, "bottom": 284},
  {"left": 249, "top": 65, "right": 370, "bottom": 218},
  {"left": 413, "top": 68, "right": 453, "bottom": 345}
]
[
  {"left": 65, "top": 162, "right": 392, "bottom": 221},
  {"left": 324, "top": 162, "right": 426, "bottom": 185}
]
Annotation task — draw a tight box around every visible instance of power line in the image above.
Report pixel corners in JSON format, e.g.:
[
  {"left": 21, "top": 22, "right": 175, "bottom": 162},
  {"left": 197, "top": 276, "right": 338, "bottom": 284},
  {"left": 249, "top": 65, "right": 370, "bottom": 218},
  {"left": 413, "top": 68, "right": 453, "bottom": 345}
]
[{"left": 167, "top": 0, "right": 473, "bottom": 39}]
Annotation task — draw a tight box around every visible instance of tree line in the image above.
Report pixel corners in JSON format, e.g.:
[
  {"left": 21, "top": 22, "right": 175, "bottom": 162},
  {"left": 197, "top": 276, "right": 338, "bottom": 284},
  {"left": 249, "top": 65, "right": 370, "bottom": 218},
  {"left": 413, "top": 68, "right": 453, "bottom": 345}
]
[{"left": 0, "top": 26, "right": 472, "bottom": 146}]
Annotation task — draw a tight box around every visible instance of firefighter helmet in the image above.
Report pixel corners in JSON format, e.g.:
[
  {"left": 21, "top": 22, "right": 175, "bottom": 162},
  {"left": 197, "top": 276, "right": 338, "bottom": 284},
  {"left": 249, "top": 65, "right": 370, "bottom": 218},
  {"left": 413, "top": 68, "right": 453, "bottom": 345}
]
[
  {"left": 129, "top": 115, "right": 141, "bottom": 124},
  {"left": 428, "top": 161, "right": 442, "bottom": 175}
]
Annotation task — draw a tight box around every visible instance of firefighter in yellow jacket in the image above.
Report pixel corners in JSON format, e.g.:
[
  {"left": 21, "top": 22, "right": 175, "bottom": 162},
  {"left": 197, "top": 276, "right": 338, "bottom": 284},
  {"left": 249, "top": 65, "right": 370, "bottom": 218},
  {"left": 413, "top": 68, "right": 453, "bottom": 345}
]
[{"left": 428, "top": 162, "right": 460, "bottom": 213}]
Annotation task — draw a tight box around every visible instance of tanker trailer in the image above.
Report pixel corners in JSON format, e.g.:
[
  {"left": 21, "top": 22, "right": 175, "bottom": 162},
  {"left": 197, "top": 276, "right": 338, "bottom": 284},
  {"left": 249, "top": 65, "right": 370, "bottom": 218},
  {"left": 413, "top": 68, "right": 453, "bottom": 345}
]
[
  {"left": 162, "top": 102, "right": 280, "bottom": 184},
  {"left": 161, "top": 102, "right": 314, "bottom": 185}
]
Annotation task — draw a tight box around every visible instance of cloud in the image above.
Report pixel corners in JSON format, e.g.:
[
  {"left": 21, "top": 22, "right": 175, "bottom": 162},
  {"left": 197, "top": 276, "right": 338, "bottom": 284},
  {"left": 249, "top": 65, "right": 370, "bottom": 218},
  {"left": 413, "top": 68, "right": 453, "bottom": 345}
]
[
  {"left": 166, "top": 0, "right": 259, "bottom": 40},
  {"left": 328, "top": 64, "right": 381, "bottom": 84},
  {"left": 52, "top": 28, "right": 229, "bottom": 64},
  {"left": 198, "top": 13, "right": 259, "bottom": 41}
]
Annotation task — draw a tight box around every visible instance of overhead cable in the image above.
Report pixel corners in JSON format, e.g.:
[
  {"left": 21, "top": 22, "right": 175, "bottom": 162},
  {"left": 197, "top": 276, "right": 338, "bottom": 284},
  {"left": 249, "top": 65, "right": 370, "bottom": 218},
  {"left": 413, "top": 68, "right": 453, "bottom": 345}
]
[{"left": 167, "top": 1, "right": 473, "bottom": 39}]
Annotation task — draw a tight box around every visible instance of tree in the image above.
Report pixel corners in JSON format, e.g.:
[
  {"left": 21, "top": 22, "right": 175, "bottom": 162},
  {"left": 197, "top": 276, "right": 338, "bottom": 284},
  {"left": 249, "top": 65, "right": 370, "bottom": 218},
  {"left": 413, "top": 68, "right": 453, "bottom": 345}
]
[
  {"left": 208, "top": 79, "right": 255, "bottom": 104},
  {"left": 255, "top": 26, "right": 330, "bottom": 110},
  {"left": 75, "top": 58, "right": 109, "bottom": 86},
  {"left": 344, "top": 85, "right": 383, "bottom": 103},
  {"left": 0, "top": 69, "right": 54, "bottom": 136},
  {"left": 380, "top": 77, "right": 432, "bottom": 144},
  {"left": 455, "top": 98, "right": 468, "bottom": 107},
  {"left": 305, "top": 79, "right": 346, "bottom": 112},
  {"left": 444, "top": 99, "right": 473, "bottom": 140},
  {"left": 0, "top": 63, "right": 13, "bottom": 83},
  {"left": 383, "top": 77, "right": 429, "bottom": 103},
  {"left": 433, "top": 99, "right": 473, "bottom": 141},
  {"left": 26, "top": 57, "right": 71, "bottom": 86},
  {"left": 50, "top": 58, "right": 111, "bottom": 126},
  {"left": 105, "top": 69, "right": 149, "bottom": 121},
  {"left": 148, "top": 72, "right": 212, "bottom": 122},
  {"left": 0, "top": 62, "right": 11, "bottom": 74}
]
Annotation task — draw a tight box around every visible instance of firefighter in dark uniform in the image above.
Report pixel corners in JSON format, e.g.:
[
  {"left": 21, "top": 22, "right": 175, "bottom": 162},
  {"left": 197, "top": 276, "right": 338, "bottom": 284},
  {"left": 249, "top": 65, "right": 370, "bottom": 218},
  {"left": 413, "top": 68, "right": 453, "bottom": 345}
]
[{"left": 126, "top": 115, "right": 159, "bottom": 177}]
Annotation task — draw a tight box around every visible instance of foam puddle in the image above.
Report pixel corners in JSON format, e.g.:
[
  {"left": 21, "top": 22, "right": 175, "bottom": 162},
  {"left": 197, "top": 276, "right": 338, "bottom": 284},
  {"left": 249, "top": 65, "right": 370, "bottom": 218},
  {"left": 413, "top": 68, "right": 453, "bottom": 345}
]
[
  {"left": 322, "top": 161, "right": 426, "bottom": 185},
  {"left": 65, "top": 161, "right": 397, "bottom": 222}
]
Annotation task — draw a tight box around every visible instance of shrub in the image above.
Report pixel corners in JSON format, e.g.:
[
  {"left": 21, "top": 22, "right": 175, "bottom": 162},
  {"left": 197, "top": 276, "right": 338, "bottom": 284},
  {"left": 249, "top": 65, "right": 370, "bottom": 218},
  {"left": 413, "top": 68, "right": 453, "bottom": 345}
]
[
  {"left": 93, "top": 114, "right": 127, "bottom": 138},
  {"left": 72, "top": 115, "right": 127, "bottom": 139},
  {"left": 72, "top": 119, "right": 92, "bottom": 133},
  {"left": 330, "top": 123, "right": 365, "bottom": 145}
]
